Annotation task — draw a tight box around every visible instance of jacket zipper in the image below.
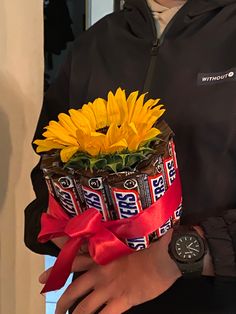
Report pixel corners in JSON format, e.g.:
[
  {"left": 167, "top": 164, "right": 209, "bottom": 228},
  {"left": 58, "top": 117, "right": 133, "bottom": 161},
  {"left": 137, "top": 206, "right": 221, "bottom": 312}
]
[
  {"left": 143, "top": 1, "right": 187, "bottom": 93},
  {"left": 143, "top": 0, "right": 159, "bottom": 93}
]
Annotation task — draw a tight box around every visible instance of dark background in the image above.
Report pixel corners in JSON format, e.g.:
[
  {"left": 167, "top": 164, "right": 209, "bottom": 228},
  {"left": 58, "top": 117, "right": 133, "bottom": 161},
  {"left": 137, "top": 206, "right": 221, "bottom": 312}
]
[{"left": 44, "top": 0, "right": 123, "bottom": 91}]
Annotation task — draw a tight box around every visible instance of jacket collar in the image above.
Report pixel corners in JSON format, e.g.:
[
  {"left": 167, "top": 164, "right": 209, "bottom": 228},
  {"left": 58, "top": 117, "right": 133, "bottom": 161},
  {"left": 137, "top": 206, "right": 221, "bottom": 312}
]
[
  {"left": 123, "top": 0, "right": 235, "bottom": 41},
  {"left": 123, "top": 0, "right": 156, "bottom": 41},
  {"left": 187, "top": 0, "right": 236, "bottom": 17},
  {"left": 125, "top": 0, "right": 236, "bottom": 17}
]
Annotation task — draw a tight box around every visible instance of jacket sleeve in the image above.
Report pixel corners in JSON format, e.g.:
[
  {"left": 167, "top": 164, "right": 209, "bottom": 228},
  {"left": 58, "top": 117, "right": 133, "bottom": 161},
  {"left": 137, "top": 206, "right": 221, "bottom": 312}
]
[
  {"left": 201, "top": 210, "right": 236, "bottom": 278},
  {"left": 200, "top": 209, "right": 236, "bottom": 309},
  {"left": 24, "top": 50, "right": 72, "bottom": 256}
]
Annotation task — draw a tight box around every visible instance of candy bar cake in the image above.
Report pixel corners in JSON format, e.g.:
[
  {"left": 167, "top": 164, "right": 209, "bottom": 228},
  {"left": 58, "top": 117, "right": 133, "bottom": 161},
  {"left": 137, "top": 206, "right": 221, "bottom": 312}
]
[{"left": 35, "top": 88, "right": 182, "bottom": 251}]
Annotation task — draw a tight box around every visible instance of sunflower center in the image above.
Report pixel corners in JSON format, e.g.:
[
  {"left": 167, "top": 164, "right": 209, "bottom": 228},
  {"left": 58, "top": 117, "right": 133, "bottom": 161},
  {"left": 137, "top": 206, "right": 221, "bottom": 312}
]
[
  {"left": 97, "top": 125, "right": 122, "bottom": 134},
  {"left": 96, "top": 126, "right": 109, "bottom": 134}
]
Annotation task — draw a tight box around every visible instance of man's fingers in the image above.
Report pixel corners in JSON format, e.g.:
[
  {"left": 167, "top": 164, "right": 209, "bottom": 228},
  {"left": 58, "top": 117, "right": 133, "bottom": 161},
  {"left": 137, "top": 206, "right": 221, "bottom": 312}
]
[
  {"left": 78, "top": 242, "right": 89, "bottom": 255},
  {"left": 99, "top": 297, "right": 131, "bottom": 314},
  {"left": 39, "top": 255, "right": 94, "bottom": 284},
  {"left": 72, "top": 254, "right": 94, "bottom": 272},
  {"left": 55, "top": 269, "right": 96, "bottom": 314},
  {"left": 72, "top": 288, "right": 110, "bottom": 314},
  {"left": 51, "top": 236, "right": 69, "bottom": 249},
  {"left": 39, "top": 267, "right": 52, "bottom": 284}
]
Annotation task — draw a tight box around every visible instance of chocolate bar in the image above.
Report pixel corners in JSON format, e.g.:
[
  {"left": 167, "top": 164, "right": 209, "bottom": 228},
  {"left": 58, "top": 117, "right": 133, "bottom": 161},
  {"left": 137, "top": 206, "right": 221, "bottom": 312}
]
[
  {"left": 41, "top": 154, "right": 85, "bottom": 217},
  {"left": 80, "top": 175, "right": 112, "bottom": 221},
  {"left": 107, "top": 172, "right": 150, "bottom": 250}
]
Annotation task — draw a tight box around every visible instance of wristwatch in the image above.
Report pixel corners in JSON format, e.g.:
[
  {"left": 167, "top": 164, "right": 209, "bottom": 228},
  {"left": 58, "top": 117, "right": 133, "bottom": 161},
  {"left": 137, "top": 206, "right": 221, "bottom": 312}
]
[{"left": 168, "top": 225, "right": 207, "bottom": 277}]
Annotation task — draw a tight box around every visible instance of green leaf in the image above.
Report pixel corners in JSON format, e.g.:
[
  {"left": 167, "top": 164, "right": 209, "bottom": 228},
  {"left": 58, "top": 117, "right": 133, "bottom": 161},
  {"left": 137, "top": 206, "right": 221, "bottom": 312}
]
[
  {"left": 118, "top": 153, "right": 129, "bottom": 166},
  {"left": 62, "top": 143, "right": 158, "bottom": 173},
  {"left": 89, "top": 158, "right": 107, "bottom": 172},
  {"left": 105, "top": 161, "right": 122, "bottom": 173},
  {"left": 127, "top": 153, "right": 143, "bottom": 167}
]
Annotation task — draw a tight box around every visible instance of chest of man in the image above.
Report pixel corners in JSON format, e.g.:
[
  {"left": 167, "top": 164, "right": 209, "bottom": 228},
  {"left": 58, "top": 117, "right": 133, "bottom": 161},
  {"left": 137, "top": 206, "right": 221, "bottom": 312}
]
[{"left": 68, "top": 2, "right": 236, "bottom": 220}]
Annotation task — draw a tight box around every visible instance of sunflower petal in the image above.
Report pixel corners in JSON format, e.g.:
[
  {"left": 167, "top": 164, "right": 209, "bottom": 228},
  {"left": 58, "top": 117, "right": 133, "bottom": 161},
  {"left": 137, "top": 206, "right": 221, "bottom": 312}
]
[
  {"left": 80, "top": 105, "right": 97, "bottom": 130},
  {"left": 58, "top": 113, "right": 77, "bottom": 135},
  {"left": 89, "top": 99, "right": 108, "bottom": 129},
  {"left": 127, "top": 135, "right": 141, "bottom": 152},
  {"left": 127, "top": 122, "right": 138, "bottom": 135},
  {"left": 114, "top": 88, "right": 128, "bottom": 124},
  {"left": 129, "top": 92, "right": 147, "bottom": 123},
  {"left": 34, "top": 139, "right": 65, "bottom": 153},
  {"left": 127, "top": 91, "right": 139, "bottom": 122},
  {"left": 145, "top": 110, "right": 165, "bottom": 129},
  {"left": 69, "top": 109, "right": 92, "bottom": 132},
  {"left": 140, "top": 99, "right": 160, "bottom": 118},
  {"left": 107, "top": 91, "right": 121, "bottom": 125},
  {"left": 106, "top": 123, "right": 120, "bottom": 146},
  {"left": 141, "top": 128, "right": 161, "bottom": 143},
  {"left": 110, "top": 139, "right": 128, "bottom": 150},
  {"left": 60, "top": 146, "right": 79, "bottom": 162},
  {"left": 84, "top": 142, "right": 101, "bottom": 157},
  {"left": 45, "top": 121, "right": 78, "bottom": 146},
  {"left": 41, "top": 132, "right": 76, "bottom": 146}
]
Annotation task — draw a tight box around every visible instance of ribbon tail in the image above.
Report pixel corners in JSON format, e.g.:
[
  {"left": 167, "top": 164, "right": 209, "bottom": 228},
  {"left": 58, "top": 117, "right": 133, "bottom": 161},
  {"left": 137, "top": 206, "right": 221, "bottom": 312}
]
[{"left": 41, "top": 237, "right": 82, "bottom": 294}]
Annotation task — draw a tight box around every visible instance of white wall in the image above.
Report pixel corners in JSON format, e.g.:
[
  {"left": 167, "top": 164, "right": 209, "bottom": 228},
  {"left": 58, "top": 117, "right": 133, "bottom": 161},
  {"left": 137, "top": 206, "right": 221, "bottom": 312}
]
[
  {"left": 0, "top": 1, "right": 45, "bottom": 313},
  {"left": 86, "top": 0, "right": 114, "bottom": 27}
]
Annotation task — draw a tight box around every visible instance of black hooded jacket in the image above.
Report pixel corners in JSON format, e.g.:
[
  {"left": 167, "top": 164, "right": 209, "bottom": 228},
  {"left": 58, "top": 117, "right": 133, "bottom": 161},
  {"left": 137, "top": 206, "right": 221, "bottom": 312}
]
[{"left": 25, "top": 0, "right": 236, "bottom": 310}]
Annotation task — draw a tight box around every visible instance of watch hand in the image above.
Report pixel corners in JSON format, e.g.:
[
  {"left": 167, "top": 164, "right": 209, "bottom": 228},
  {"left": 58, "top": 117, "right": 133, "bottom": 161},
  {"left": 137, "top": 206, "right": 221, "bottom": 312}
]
[
  {"left": 188, "top": 247, "right": 199, "bottom": 252},
  {"left": 187, "top": 243, "right": 197, "bottom": 249}
]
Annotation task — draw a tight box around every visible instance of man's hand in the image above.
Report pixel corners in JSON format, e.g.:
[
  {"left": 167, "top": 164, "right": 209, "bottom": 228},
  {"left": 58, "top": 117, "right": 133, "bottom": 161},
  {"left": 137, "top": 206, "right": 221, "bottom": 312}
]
[
  {"left": 41, "top": 229, "right": 181, "bottom": 314},
  {"left": 40, "top": 225, "right": 214, "bottom": 314}
]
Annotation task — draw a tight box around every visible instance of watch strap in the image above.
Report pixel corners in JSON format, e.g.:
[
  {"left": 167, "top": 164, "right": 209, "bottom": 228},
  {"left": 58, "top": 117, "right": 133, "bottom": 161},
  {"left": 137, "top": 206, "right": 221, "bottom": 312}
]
[
  {"left": 177, "top": 259, "right": 203, "bottom": 278},
  {"left": 169, "top": 225, "right": 207, "bottom": 277}
]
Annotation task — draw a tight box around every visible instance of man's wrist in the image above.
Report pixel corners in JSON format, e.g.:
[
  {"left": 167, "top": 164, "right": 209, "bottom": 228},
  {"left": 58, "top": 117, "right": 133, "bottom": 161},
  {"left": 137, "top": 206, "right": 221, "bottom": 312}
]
[
  {"left": 149, "top": 229, "right": 182, "bottom": 280},
  {"left": 149, "top": 225, "right": 214, "bottom": 280}
]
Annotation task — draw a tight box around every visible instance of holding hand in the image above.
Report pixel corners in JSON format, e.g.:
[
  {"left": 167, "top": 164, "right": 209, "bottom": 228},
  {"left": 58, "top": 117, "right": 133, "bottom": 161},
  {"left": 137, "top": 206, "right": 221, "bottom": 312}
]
[{"left": 40, "top": 229, "right": 181, "bottom": 314}]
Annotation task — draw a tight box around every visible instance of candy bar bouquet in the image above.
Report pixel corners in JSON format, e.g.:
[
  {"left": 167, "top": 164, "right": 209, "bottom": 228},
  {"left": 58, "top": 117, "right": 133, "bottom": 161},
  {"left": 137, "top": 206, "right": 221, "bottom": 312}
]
[{"left": 34, "top": 88, "right": 182, "bottom": 293}]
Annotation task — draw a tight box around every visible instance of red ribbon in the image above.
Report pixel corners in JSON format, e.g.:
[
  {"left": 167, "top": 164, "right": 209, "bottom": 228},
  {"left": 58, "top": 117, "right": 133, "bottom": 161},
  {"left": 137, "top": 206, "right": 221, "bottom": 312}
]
[{"left": 38, "top": 171, "right": 182, "bottom": 293}]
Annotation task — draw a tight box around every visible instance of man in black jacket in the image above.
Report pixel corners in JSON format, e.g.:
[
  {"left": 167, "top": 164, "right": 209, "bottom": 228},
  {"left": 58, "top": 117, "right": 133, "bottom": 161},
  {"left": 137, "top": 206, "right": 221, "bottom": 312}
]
[{"left": 25, "top": 0, "right": 236, "bottom": 313}]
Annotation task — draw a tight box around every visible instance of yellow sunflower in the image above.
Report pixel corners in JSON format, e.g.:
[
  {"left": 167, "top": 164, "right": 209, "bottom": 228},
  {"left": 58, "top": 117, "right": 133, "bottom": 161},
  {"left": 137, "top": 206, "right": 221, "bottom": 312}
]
[{"left": 34, "top": 88, "right": 165, "bottom": 162}]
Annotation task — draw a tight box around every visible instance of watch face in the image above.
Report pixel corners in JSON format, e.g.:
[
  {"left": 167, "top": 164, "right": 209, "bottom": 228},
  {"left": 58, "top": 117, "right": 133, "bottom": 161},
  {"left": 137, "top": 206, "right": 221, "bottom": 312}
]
[{"left": 174, "top": 235, "right": 203, "bottom": 262}]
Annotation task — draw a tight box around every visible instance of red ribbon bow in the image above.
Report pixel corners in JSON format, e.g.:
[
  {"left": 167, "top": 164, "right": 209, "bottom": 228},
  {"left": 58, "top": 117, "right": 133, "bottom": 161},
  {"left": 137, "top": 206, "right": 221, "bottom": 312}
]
[{"left": 38, "top": 171, "right": 182, "bottom": 293}]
